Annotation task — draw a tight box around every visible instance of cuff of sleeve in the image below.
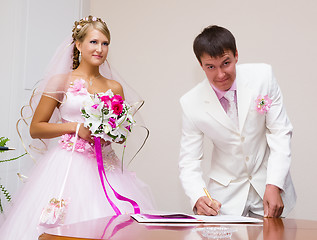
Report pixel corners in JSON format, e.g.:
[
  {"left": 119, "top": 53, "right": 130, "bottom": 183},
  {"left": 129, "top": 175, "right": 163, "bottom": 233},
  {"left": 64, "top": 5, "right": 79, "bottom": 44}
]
[
  {"left": 189, "top": 188, "right": 207, "bottom": 210},
  {"left": 266, "top": 179, "right": 285, "bottom": 192}
]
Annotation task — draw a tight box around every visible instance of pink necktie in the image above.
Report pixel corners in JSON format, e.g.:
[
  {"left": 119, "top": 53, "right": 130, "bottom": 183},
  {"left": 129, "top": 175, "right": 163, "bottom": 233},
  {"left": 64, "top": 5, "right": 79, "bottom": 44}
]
[{"left": 224, "top": 90, "right": 239, "bottom": 127}]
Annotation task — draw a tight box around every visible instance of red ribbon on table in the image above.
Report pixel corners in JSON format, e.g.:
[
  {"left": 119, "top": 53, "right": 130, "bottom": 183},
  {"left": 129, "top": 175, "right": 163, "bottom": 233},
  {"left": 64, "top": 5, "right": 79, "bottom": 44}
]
[{"left": 94, "top": 137, "right": 140, "bottom": 215}]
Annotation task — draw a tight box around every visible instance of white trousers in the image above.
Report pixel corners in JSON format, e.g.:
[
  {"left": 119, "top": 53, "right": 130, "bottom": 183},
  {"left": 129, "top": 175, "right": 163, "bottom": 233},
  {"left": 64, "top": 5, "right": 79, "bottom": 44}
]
[{"left": 242, "top": 184, "right": 264, "bottom": 217}]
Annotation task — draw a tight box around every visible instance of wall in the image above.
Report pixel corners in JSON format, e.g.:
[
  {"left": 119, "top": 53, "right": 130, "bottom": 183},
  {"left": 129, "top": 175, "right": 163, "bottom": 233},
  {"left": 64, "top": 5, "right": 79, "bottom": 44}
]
[{"left": 91, "top": 0, "right": 317, "bottom": 219}]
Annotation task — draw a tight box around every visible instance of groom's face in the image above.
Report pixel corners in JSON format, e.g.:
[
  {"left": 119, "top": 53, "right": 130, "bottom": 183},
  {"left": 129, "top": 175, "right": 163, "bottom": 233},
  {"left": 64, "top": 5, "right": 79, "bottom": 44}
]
[{"left": 200, "top": 50, "right": 238, "bottom": 91}]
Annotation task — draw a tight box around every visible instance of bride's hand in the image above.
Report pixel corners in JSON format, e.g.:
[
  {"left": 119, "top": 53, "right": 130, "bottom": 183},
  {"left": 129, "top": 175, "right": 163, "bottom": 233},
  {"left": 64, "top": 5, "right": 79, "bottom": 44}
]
[
  {"left": 116, "top": 139, "right": 126, "bottom": 144},
  {"left": 100, "top": 139, "right": 111, "bottom": 146},
  {"left": 78, "top": 123, "right": 94, "bottom": 143}
]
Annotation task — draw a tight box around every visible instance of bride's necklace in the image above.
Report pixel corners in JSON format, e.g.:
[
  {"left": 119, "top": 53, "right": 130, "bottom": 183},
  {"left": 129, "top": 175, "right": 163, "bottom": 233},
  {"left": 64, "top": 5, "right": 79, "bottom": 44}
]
[{"left": 89, "top": 74, "right": 102, "bottom": 86}]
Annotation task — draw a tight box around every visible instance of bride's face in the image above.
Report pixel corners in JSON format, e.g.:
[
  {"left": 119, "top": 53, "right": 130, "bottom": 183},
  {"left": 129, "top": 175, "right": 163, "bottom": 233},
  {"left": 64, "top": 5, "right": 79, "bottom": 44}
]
[{"left": 76, "top": 28, "right": 109, "bottom": 67}]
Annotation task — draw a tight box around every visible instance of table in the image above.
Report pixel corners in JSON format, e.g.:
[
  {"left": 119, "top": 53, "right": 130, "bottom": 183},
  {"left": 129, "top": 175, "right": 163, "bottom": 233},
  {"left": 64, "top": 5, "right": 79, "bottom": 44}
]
[{"left": 39, "top": 215, "right": 317, "bottom": 240}]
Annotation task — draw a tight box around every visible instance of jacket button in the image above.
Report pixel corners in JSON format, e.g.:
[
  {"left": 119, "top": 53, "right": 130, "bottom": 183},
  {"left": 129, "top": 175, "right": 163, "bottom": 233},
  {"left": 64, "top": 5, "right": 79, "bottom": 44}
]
[{"left": 249, "top": 176, "right": 252, "bottom": 180}]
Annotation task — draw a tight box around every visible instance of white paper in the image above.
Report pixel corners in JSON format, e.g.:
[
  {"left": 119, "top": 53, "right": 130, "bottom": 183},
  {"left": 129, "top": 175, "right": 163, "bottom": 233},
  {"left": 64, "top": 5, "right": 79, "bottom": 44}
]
[{"left": 131, "top": 213, "right": 262, "bottom": 224}]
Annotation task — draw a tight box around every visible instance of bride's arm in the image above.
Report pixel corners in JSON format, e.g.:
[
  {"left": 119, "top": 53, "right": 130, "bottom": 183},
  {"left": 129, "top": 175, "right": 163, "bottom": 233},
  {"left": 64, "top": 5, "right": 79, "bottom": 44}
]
[{"left": 30, "top": 95, "right": 93, "bottom": 142}]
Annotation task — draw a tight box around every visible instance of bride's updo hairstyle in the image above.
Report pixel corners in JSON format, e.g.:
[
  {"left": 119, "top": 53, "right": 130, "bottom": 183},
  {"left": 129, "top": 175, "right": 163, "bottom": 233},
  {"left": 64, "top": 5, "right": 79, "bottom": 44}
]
[{"left": 72, "top": 15, "right": 111, "bottom": 70}]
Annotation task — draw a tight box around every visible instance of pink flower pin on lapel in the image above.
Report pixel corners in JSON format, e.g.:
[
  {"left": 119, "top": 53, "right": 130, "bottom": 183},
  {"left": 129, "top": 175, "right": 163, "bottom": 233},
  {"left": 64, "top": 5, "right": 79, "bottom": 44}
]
[{"left": 255, "top": 95, "right": 272, "bottom": 114}]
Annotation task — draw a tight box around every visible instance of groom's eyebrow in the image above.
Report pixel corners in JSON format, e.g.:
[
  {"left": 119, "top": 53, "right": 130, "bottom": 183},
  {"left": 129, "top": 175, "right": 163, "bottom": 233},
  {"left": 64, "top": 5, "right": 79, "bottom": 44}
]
[{"left": 222, "top": 57, "right": 230, "bottom": 63}]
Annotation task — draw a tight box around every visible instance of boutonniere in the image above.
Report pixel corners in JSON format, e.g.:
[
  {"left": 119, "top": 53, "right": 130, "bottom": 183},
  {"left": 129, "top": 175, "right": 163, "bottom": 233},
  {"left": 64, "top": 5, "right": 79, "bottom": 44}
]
[{"left": 255, "top": 95, "right": 272, "bottom": 114}]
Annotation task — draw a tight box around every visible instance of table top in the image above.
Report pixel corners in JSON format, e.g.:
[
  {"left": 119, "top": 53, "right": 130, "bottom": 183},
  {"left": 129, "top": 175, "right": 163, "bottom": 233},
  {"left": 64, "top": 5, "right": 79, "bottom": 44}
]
[{"left": 39, "top": 214, "right": 317, "bottom": 240}]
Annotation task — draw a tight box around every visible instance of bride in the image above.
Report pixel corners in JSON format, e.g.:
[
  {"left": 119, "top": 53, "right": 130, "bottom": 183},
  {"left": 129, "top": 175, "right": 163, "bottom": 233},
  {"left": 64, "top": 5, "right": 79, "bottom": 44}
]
[{"left": 0, "top": 15, "right": 155, "bottom": 239}]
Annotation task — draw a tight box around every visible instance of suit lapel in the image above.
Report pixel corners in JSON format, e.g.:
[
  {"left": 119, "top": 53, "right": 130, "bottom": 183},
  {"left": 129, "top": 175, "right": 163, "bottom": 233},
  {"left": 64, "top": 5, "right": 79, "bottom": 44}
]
[
  {"left": 201, "top": 79, "right": 238, "bottom": 133},
  {"left": 236, "top": 72, "right": 253, "bottom": 133}
]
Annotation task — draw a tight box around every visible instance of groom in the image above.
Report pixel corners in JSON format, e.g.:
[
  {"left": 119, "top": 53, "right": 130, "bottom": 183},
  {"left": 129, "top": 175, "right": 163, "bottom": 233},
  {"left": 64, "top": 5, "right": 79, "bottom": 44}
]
[{"left": 179, "top": 25, "right": 296, "bottom": 217}]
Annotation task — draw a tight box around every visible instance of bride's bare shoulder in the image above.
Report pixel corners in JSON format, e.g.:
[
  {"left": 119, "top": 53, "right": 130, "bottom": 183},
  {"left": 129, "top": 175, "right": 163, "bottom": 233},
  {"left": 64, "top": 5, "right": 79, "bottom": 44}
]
[{"left": 104, "top": 78, "right": 123, "bottom": 95}]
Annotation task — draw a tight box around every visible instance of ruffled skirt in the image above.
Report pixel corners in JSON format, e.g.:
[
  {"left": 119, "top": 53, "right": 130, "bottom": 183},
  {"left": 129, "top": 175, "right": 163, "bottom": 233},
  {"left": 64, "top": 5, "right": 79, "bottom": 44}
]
[{"left": 0, "top": 143, "right": 155, "bottom": 239}]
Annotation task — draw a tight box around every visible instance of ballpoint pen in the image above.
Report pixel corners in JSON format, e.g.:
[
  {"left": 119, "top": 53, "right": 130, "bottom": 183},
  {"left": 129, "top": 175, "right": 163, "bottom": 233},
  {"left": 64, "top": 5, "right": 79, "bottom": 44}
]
[{"left": 0, "top": 146, "right": 15, "bottom": 151}]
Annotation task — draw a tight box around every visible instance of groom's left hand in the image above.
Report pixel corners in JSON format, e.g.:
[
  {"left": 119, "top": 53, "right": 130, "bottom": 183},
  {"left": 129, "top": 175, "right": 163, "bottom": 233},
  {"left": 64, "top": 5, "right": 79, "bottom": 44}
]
[{"left": 263, "top": 184, "right": 284, "bottom": 218}]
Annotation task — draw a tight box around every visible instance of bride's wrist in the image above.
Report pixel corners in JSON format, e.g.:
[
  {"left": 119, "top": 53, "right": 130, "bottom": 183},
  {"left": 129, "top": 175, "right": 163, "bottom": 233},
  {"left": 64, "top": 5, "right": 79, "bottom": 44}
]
[{"left": 68, "top": 122, "right": 80, "bottom": 133}]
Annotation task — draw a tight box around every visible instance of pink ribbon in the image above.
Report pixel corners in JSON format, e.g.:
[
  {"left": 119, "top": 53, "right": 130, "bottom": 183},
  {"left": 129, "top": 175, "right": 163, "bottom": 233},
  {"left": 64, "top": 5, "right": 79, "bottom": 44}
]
[
  {"left": 100, "top": 215, "right": 133, "bottom": 239},
  {"left": 94, "top": 137, "right": 140, "bottom": 215}
]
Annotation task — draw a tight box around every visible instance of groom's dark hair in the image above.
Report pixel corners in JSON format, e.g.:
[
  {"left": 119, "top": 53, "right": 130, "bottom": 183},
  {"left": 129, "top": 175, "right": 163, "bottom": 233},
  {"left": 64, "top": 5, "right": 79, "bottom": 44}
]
[{"left": 193, "top": 25, "right": 237, "bottom": 64}]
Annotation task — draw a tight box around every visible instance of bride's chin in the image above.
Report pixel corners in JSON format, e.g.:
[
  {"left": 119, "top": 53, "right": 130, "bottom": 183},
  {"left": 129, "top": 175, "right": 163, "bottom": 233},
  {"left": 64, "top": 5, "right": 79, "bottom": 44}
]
[{"left": 89, "top": 61, "right": 104, "bottom": 67}]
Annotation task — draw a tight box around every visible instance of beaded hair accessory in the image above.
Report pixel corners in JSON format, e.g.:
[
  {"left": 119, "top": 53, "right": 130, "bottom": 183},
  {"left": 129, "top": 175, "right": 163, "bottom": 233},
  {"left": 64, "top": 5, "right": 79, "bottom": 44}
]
[{"left": 72, "top": 15, "right": 108, "bottom": 41}]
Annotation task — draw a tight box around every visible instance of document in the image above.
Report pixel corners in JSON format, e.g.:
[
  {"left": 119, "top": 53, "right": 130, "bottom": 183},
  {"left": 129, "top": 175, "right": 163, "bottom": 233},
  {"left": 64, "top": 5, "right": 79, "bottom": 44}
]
[{"left": 131, "top": 213, "right": 262, "bottom": 224}]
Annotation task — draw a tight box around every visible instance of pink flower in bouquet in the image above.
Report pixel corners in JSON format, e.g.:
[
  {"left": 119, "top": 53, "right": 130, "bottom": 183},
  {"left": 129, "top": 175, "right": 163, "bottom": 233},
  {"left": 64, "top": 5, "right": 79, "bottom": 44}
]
[
  {"left": 112, "top": 102, "right": 123, "bottom": 115},
  {"left": 100, "top": 95, "right": 111, "bottom": 108},
  {"left": 112, "top": 94, "right": 124, "bottom": 104},
  {"left": 108, "top": 117, "right": 116, "bottom": 128},
  {"left": 68, "top": 79, "right": 88, "bottom": 96},
  {"left": 91, "top": 104, "right": 99, "bottom": 109},
  {"left": 255, "top": 95, "right": 272, "bottom": 114}
]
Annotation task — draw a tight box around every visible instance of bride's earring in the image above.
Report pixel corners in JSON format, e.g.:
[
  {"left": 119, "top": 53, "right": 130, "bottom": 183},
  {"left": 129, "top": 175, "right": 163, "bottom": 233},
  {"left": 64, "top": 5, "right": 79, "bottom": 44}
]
[{"left": 78, "top": 51, "right": 81, "bottom": 63}]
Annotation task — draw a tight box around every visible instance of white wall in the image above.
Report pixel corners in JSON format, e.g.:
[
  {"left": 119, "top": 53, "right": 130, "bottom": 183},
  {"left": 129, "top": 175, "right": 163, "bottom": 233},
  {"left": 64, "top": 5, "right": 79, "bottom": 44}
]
[{"left": 91, "top": 0, "right": 317, "bottom": 220}]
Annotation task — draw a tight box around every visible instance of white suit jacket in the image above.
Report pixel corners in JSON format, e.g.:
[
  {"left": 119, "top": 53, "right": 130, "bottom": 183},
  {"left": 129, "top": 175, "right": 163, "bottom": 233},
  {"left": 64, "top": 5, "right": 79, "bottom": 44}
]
[{"left": 179, "top": 63, "right": 296, "bottom": 216}]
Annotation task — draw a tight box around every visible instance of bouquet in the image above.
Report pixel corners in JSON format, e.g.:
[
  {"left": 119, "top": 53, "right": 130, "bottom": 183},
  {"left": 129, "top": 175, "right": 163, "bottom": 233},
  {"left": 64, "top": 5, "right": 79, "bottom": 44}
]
[{"left": 81, "top": 89, "right": 135, "bottom": 143}]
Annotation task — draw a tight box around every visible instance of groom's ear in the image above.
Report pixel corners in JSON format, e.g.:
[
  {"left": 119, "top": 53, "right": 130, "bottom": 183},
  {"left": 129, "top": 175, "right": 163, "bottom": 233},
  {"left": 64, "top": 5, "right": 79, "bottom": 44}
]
[{"left": 234, "top": 50, "right": 239, "bottom": 63}]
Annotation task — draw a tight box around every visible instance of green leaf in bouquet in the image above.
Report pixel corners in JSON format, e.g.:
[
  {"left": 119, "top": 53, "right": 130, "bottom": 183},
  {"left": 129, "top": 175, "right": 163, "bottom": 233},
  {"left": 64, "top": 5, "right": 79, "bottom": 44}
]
[
  {"left": 107, "top": 132, "right": 117, "bottom": 140},
  {"left": 102, "top": 108, "right": 109, "bottom": 115},
  {"left": 81, "top": 109, "right": 90, "bottom": 118}
]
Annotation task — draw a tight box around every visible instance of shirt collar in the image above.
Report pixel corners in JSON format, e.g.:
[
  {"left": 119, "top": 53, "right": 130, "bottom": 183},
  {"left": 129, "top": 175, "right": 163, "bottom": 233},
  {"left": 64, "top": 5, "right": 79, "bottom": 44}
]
[{"left": 209, "top": 80, "right": 237, "bottom": 100}]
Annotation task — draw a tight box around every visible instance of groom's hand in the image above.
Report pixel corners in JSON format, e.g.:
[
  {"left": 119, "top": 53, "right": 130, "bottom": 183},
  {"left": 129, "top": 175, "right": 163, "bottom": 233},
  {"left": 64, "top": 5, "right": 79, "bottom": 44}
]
[
  {"left": 263, "top": 184, "right": 284, "bottom": 218},
  {"left": 194, "top": 196, "right": 221, "bottom": 216}
]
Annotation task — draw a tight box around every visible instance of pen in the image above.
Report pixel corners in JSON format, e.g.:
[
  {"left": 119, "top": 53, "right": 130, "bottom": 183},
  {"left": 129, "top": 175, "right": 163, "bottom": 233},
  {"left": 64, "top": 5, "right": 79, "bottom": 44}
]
[
  {"left": 0, "top": 146, "right": 15, "bottom": 151},
  {"left": 203, "top": 187, "right": 214, "bottom": 202},
  {"left": 204, "top": 187, "right": 221, "bottom": 214}
]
